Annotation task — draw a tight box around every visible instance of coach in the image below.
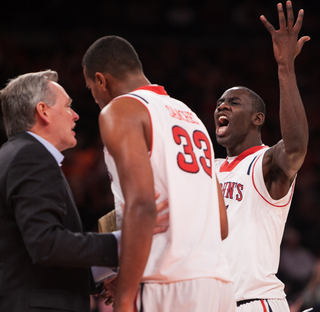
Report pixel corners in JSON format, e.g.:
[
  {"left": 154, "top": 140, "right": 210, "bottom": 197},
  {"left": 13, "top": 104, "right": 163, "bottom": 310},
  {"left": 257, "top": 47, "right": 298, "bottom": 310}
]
[{"left": 0, "top": 70, "right": 118, "bottom": 312}]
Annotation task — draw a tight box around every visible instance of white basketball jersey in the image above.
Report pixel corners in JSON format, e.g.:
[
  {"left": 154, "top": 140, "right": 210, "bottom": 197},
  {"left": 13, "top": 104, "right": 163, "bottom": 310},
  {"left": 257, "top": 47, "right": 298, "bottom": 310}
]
[
  {"left": 215, "top": 146, "right": 295, "bottom": 301},
  {"left": 104, "top": 85, "right": 232, "bottom": 283}
]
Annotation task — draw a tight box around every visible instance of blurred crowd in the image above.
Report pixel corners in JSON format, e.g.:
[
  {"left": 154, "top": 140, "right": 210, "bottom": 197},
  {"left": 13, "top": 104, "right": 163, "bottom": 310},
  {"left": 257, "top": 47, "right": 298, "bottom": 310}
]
[{"left": 1, "top": 1, "right": 320, "bottom": 311}]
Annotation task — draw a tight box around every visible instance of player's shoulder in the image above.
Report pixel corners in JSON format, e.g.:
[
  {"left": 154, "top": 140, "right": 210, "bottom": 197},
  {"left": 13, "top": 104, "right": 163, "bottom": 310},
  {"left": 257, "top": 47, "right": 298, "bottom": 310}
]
[{"left": 101, "top": 96, "right": 147, "bottom": 120}]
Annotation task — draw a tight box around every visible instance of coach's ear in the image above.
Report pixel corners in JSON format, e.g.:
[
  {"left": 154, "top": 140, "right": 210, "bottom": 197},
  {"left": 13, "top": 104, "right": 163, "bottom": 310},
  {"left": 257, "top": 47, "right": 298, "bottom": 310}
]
[{"left": 35, "top": 102, "right": 50, "bottom": 124}]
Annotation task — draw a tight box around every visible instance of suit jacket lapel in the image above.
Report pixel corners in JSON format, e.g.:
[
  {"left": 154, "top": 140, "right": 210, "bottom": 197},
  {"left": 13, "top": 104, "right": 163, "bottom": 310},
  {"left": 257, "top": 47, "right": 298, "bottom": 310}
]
[{"left": 59, "top": 168, "right": 84, "bottom": 232}]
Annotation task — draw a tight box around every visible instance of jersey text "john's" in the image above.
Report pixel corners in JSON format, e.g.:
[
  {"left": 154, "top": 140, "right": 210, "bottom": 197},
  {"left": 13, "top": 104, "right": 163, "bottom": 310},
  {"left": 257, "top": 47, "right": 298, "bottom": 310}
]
[{"left": 220, "top": 182, "right": 243, "bottom": 202}]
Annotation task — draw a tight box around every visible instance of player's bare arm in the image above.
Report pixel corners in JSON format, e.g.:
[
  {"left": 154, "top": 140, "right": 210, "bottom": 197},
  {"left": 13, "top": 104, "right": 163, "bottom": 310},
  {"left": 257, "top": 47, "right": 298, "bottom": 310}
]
[
  {"left": 216, "top": 175, "right": 228, "bottom": 240},
  {"left": 260, "top": 1, "right": 309, "bottom": 199},
  {"left": 99, "top": 97, "right": 157, "bottom": 312},
  {"left": 119, "top": 193, "right": 169, "bottom": 234}
]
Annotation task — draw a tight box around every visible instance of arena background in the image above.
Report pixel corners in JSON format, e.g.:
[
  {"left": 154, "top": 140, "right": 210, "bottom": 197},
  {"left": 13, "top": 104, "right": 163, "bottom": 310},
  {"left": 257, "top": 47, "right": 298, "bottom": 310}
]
[{"left": 1, "top": 1, "right": 319, "bottom": 310}]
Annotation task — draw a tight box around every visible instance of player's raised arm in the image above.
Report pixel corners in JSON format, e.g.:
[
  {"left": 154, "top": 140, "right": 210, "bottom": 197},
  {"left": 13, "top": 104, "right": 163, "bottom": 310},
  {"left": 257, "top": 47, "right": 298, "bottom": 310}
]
[{"left": 260, "top": 1, "right": 309, "bottom": 197}]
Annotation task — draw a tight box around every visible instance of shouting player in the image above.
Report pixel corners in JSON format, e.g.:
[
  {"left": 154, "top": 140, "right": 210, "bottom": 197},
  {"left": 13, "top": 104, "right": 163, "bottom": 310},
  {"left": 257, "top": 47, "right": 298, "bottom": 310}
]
[{"left": 215, "top": 1, "right": 309, "bottom": 311}]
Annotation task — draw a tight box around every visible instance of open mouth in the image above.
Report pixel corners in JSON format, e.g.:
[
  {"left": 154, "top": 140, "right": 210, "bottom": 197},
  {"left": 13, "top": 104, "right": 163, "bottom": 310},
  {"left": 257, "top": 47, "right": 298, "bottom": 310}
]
[{"left": 216, "top": 115, "right": 229, "bottom": 136}]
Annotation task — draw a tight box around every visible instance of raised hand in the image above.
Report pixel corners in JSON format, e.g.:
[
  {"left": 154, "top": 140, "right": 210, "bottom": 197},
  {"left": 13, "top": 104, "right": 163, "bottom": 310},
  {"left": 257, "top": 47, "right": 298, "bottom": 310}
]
[{"left": 260, "top": 1, "right": 310, "bottom": 66}]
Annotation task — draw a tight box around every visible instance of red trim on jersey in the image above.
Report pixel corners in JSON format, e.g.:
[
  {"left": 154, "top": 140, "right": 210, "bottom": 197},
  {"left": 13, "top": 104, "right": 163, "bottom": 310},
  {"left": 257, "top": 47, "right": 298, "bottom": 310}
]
[
  {"left": 219, "top": 145, "right": 268, "bottom": 172},
  {"left": 146, "top": 105, "right": 153, "bottom": 158},
  {"left": 114, "top": 85, "right": 167, "bottom": 158},
  {"left": 133, "top": 85, "right": 168, "bottom": 95},
  {"left": 252, "top": 154, "right": 295, "bottom": 207},
  {"left": 260, "top": 300, "right": 268, "bottom": 312},
  {"left": 133, "top": 290, "right": 138, "bottom": 312}
]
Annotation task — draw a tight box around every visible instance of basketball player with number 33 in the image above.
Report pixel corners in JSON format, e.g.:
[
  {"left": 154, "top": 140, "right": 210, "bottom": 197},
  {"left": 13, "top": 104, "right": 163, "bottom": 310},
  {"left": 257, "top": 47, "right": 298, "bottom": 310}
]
[{"left": 82, "top": 36, "right": 236, "bottom": 312}]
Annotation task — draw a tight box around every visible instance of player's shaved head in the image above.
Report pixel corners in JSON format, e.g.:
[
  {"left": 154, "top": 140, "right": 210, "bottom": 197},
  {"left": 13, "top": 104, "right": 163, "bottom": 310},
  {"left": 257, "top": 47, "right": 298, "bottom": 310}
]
[
  {"left": 244, "top": 87, "right": 265, "bottom": 116},
  {"left": 82, "top": 35, "right": 143, "bottom": 81}
]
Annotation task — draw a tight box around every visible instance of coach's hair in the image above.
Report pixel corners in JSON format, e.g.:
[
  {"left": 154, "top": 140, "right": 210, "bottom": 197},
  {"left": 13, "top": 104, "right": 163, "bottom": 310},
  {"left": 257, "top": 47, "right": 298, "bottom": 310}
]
[
  {"left": 238, "top": 86, "right": 266, "bottom": 130},
  {"left": 82, "top": 35, "right": 143, "bottom": 81},
  {"left": 0, "top": 70, "right": 58, "bottom": 138}
]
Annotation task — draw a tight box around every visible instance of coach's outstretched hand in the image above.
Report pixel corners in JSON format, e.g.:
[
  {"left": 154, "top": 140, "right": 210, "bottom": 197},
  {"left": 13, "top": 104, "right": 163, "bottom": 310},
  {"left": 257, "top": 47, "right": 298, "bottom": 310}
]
[{"left": 260, "top": 0, "right": 310, "bottom": 65}]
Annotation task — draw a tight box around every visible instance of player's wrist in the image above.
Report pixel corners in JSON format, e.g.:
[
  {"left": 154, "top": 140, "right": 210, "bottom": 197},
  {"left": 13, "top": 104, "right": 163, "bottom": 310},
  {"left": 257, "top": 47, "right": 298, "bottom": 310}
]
[{"left": 277, "top": 62, "right": 295, "bottom": 74}]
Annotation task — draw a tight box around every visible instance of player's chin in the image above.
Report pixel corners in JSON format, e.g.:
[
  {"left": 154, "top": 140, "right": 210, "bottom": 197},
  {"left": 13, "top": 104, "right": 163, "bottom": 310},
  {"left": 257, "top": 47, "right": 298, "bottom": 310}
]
[{"left": 215, "top": 135, "right": 229, "bottom": 146}]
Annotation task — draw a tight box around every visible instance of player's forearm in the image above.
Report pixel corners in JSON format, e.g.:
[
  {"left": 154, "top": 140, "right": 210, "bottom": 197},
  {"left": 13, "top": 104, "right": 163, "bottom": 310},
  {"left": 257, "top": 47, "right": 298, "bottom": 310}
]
[
  {"left": 114, "top": 204, "right": 156, "bottom": 311},
  {"left": 278, "top": 64, "right": 308, "bottom": 157},
  {"left": 216, "top": 175, "right": 228, "bottom": 240}
]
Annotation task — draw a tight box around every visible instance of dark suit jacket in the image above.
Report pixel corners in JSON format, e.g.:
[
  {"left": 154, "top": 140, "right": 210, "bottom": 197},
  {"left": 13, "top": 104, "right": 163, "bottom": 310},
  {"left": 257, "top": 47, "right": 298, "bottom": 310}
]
[{"left": 0, "top": 132, "right": 118, "bottom": 312}]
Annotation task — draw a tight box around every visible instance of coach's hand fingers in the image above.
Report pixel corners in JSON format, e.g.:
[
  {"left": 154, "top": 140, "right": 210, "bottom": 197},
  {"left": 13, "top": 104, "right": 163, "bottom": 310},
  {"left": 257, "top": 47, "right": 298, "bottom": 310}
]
[{"left": 156, "top": 198, "right": 169, "bottom": 214}]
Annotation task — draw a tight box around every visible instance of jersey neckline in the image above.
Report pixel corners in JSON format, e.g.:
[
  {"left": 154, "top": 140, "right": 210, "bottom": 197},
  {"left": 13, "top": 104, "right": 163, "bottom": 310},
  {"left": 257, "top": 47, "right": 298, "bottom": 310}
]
[
  {"left": 132, "top": 85, "right": 168, "bottom": 95},
  {"left": 219, "top": 145, "right": 268, "bottom": 172}
]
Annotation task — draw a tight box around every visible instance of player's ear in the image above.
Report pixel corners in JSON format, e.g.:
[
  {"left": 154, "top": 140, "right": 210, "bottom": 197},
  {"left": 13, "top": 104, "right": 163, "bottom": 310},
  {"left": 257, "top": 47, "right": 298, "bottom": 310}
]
[
  {"left": 252, "top": 112, "right": 265, "bottom": 127},
  {"left": 95, "top": 72, "right": 108, "bottom": 91}
]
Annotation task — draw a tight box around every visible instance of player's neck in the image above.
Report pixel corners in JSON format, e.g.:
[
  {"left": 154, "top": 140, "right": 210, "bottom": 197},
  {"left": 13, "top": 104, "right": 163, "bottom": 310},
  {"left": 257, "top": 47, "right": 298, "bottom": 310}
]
[
  {"left": 123, "top": 73, "right": 151, "bottom": 93},
  {"left": 226, "top": 138, "right": 263, "bottom": 157}
]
